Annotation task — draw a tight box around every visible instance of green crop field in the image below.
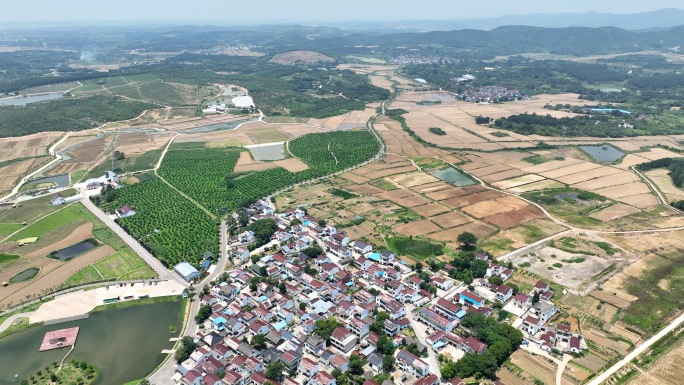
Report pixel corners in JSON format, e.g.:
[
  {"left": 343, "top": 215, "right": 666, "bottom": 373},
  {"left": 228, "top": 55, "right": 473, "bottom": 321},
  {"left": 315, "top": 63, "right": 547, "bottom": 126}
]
[
  {"left": 158, "top": 130, "right": 380, "bottom": 213},
  {"left": 63, "top": 249, "right": 156, "bottom": 287},
  {"left": 388, "top": 236, "right": 444, "bottom": 259},
  {"left": 0, "top": 223, "right": 23, "bottom": 235},
  {"left": 157, "top": 146, "right": 242, "bottom": 214},
  {"left": 99, "top": 177, "right": 219, "bottom": 265},
  {"left": 86, "top": 147, "right": 165, "bottom": 180},
  {"left": 0, "top": 253, "right": 20, "bottom": 264},
  {"left": 8, "top": 205, "right": 81, "bottom": 241},
  {"left": 0, "top": 194, "right": 64, "bottom": 224},
  {"left": 99, "top": 130, "right": 379, "bottom": 264}
]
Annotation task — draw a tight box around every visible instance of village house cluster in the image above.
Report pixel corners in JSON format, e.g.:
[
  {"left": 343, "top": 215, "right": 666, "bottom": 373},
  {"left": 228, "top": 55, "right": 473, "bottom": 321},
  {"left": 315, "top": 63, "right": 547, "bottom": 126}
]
[
  {"left": 389, "top": 55, "right": 459, "bottom": 66},
  {"left": 172, "top": 200, "right": 586, "bottom": 385},
  {"left": 462, "top": 86, "right": 526, "bottom": 103}
]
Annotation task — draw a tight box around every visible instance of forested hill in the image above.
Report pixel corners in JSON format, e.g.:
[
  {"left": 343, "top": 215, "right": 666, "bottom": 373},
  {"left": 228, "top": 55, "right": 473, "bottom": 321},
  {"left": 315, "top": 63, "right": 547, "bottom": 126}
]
[{"left": 303, "top": 25, "right": 684, "bottom": 56}]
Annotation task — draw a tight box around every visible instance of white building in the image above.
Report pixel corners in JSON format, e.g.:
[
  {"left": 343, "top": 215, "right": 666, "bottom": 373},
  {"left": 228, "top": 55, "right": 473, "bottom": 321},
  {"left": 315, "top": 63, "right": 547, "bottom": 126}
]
[{"left": 175, "top": 262, "right": 200, "bottom": 282}]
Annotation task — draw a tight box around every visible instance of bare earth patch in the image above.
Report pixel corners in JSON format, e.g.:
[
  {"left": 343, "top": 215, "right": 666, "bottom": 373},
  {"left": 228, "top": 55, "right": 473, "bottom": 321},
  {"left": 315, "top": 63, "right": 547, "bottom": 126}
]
[
  {"left": 427, "top": 222, "right": 495, "bottom": 241},
  {"left": 430, "top": 211, "right": 472, "bottom": 228},
  {"left": 273, "top": 158, "right": 309, "bottom": 172},
  {"left": 269, "top": 50, "right": 335, "bottom": 65},
  {"left": 590, "top": 204, "right": 641, "bottom": 221},
  {"left": 0, "top": 245, "right": 115, "bottom": 307},
  {"left": 394, "top": 220, "right": 441, "bottom": 236},
  {"left": 411, "top": 203, "right": 450, "bottom": 217}
]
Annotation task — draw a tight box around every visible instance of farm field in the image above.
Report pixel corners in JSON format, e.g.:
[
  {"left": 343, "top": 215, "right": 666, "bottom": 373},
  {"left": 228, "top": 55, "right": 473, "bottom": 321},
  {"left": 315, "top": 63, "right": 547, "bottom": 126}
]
[
  {"left": 0, "top": 156, "right": 50, "bottom": 194},
  {"left": 100, "top": 130, "right": 380, "bottom": 264},
  {"left": 0, "top": 202, "right": 154, "bottom": 308},
  {"left": 599, "top": 231, "right": 684, "bottom": 334},
  {"left": 269, "top": 50, "right": 335, "bottom": 65},
  {"left": 497, "top": 350, "right": 558, "bottom": 385},
  {"left": 646, "top": 169, "right": 684, "bottom": 202},
  {"left": 158, "top": 130, "right": 380, "bottom": 214},
  {"left": 72, "top": 74, "right": 217, "bottom": 107},
  {"left": 0, "top": 132, "right": 62, "bottom": 162},
  {"left": 98, "top": 177, "right": 219, "bottom": 265}
]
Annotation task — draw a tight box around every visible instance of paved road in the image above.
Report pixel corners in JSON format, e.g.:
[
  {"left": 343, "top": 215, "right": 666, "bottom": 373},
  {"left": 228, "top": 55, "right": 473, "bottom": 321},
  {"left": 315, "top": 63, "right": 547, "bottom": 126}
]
[
  {"left": 405, "top": 304, "right": 440, "bottom": 377},
  {"left": 0, "top": 312, "right": 32, "bottom": 333},
  {"left": 587, "top": 311, "right": 684, "bottom": 385},
  {"left": 0, "top": 132, "right": 72, "bottom": 202},
  {"left": 80, "top": 196, "right": 187, "bottom": 287},
  {"left": 149, "top": 221, "right": 229, "bottom": 385}
]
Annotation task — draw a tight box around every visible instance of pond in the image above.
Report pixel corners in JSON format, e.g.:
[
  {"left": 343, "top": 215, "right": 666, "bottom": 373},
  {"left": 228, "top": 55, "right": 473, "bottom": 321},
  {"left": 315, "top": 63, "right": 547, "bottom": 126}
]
[
  {"left": 0, "top": 93, "right": 65, "bottom": 106},
  {"left": 27, "top": 174, "right": 70, "bottom": 189},
  {"left": 580, "top": 144, "right": 624, "bottom": 162},
  {"left": 247, "top": 143, "right": 285, "bottom": 161},
  {"left": 50, "top": 240, "right": 98, "bottom": 260},
  {"left": 430, "top": 167, "right": 476, "bottom": 186},
  {"left": 0, "top": 300, "right": 182, "bottom": 385},
  {"left": 9, "top": 268, "right": 39, "bottom": 283}
]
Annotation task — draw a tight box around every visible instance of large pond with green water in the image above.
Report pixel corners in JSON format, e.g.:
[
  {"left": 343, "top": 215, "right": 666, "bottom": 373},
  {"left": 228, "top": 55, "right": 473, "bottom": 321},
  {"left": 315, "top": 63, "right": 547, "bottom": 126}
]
[
  {"left": 0, "top": 300, "right": 182, "bottom": 385},
  {"left": 580, "top": 144, "right": 624, "bottom": 162},
  {"left": 430, "top": 167, "right": 476, "bottom": 186}
]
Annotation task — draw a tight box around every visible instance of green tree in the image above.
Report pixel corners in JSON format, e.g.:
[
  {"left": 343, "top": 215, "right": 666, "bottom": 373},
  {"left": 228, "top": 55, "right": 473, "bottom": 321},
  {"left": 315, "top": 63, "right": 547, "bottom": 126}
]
[
  {"left": 486, "top": 340, "right": 512, "bottom": 365},
  {"left": 278, "top": 281, "right": 287, "bottom": 294},
  {"left": 314, "top": 317, "right": 342, "bottom": 341},
  {"left": 265, "top": 361, "right": 285, "bottom": 382},
  {"left": 175, "top": 336, "right": 199, "bottom": 363},
  {"left": 457, "top": 232, "right": 478, "bottom": 249},
  {"left": 349, "top": 355, "right": 366, "bottom": 375},
  {"left": 194, "top": 304, "right": 212, "bottom": 323},
  {"left": 303, "top": 245, "right": 324, "bottom": 258},
  {"left": 532, "top": 291, "right": 540, "bottom": 304},
  {"left": 377, "top": 335, "right": 395, "bottom": 355},
  {"left": 299, "top": 302, "right": 307, "bottom": 311},
  {"left": 471, "top": 259, "right": 489, "bottom": 278},
  {"left": 370, "top": 311, "right": 390, "bottom": 334},
  {"left": 251, "top": 334, "right": 267, "bottom": 350},
  {"left": 382, "top": 355, "right": 395, "bottom": 372},
  {"left": 488, "top": 276, "right": 503, "bottom": 285},
  {"left": 249, "top": 276, "right": 261, "bottom": 292}
]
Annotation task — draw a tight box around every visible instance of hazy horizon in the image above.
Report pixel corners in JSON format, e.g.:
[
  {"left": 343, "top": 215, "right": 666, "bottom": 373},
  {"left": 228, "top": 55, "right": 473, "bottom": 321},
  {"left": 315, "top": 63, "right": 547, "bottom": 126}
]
[{"left": 2, "top": 0, "right": 683, "bottom": 24}]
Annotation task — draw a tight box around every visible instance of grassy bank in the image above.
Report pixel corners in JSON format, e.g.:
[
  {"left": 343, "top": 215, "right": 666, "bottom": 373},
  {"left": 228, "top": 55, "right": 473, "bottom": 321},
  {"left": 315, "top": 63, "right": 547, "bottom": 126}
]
[{"left": 91, "top": 295, "right": 184, "bottom": 313}]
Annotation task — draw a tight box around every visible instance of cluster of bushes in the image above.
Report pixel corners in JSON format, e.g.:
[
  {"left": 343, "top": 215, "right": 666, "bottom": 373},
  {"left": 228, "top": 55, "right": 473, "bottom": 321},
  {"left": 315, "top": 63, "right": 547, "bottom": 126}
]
[{"left": 440, "top": 312, "right": 524, "bottom": 379}]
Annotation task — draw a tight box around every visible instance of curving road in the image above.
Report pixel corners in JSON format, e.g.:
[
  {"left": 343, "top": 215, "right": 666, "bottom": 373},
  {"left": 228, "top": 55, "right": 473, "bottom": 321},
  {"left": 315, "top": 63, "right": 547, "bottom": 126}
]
[
  {"left": 148, "top": 220, "right": 228, "bottom": 385},
  {"left": 0, "top": 132, "right": 72, "bottom": 203}
]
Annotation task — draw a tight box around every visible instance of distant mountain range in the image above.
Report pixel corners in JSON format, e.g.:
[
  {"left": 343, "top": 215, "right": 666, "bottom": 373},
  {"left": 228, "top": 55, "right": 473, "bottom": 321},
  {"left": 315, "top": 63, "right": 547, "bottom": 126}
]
[{"left": 332, "top": 8, "right": 684, "bottom": 32}]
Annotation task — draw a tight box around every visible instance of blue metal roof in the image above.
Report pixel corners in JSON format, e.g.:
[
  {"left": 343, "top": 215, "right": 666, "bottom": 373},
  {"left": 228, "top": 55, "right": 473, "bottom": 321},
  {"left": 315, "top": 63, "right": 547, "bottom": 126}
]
[
  {"left": 367, "top": 253, "right": 381, "bottom": 262},
  {"left": 274, "top": 320, "right": 288, "bottom": 331}
]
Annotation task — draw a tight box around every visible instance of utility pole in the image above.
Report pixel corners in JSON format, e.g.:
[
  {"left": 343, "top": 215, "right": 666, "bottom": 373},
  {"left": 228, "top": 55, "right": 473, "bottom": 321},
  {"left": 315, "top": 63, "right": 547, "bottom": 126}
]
[{"left": 556, "top": 126, "right": 566, "bottom": 160}]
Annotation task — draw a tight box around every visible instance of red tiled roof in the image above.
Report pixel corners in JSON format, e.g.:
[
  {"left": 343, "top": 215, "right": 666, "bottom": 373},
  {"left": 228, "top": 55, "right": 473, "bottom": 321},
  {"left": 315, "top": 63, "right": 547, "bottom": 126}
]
[{"left": 331, "top": 326, "right": 352, "bottom": 341}]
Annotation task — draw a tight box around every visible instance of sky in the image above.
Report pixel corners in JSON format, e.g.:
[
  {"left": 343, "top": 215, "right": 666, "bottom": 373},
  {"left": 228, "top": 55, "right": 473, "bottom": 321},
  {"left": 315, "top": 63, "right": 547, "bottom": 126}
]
[{"left": 2, "top": 0, "right": 683, "bottom": 23}]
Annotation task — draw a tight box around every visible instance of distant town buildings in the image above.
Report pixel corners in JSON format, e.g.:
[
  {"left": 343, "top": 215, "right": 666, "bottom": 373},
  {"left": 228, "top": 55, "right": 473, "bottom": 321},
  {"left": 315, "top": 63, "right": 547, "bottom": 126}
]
[
  {"left": 389, "top": 55, "right": 459, "bottom": 66},
  {"left": 463, "top": 86, "right": 526, "bottom": 103}
]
